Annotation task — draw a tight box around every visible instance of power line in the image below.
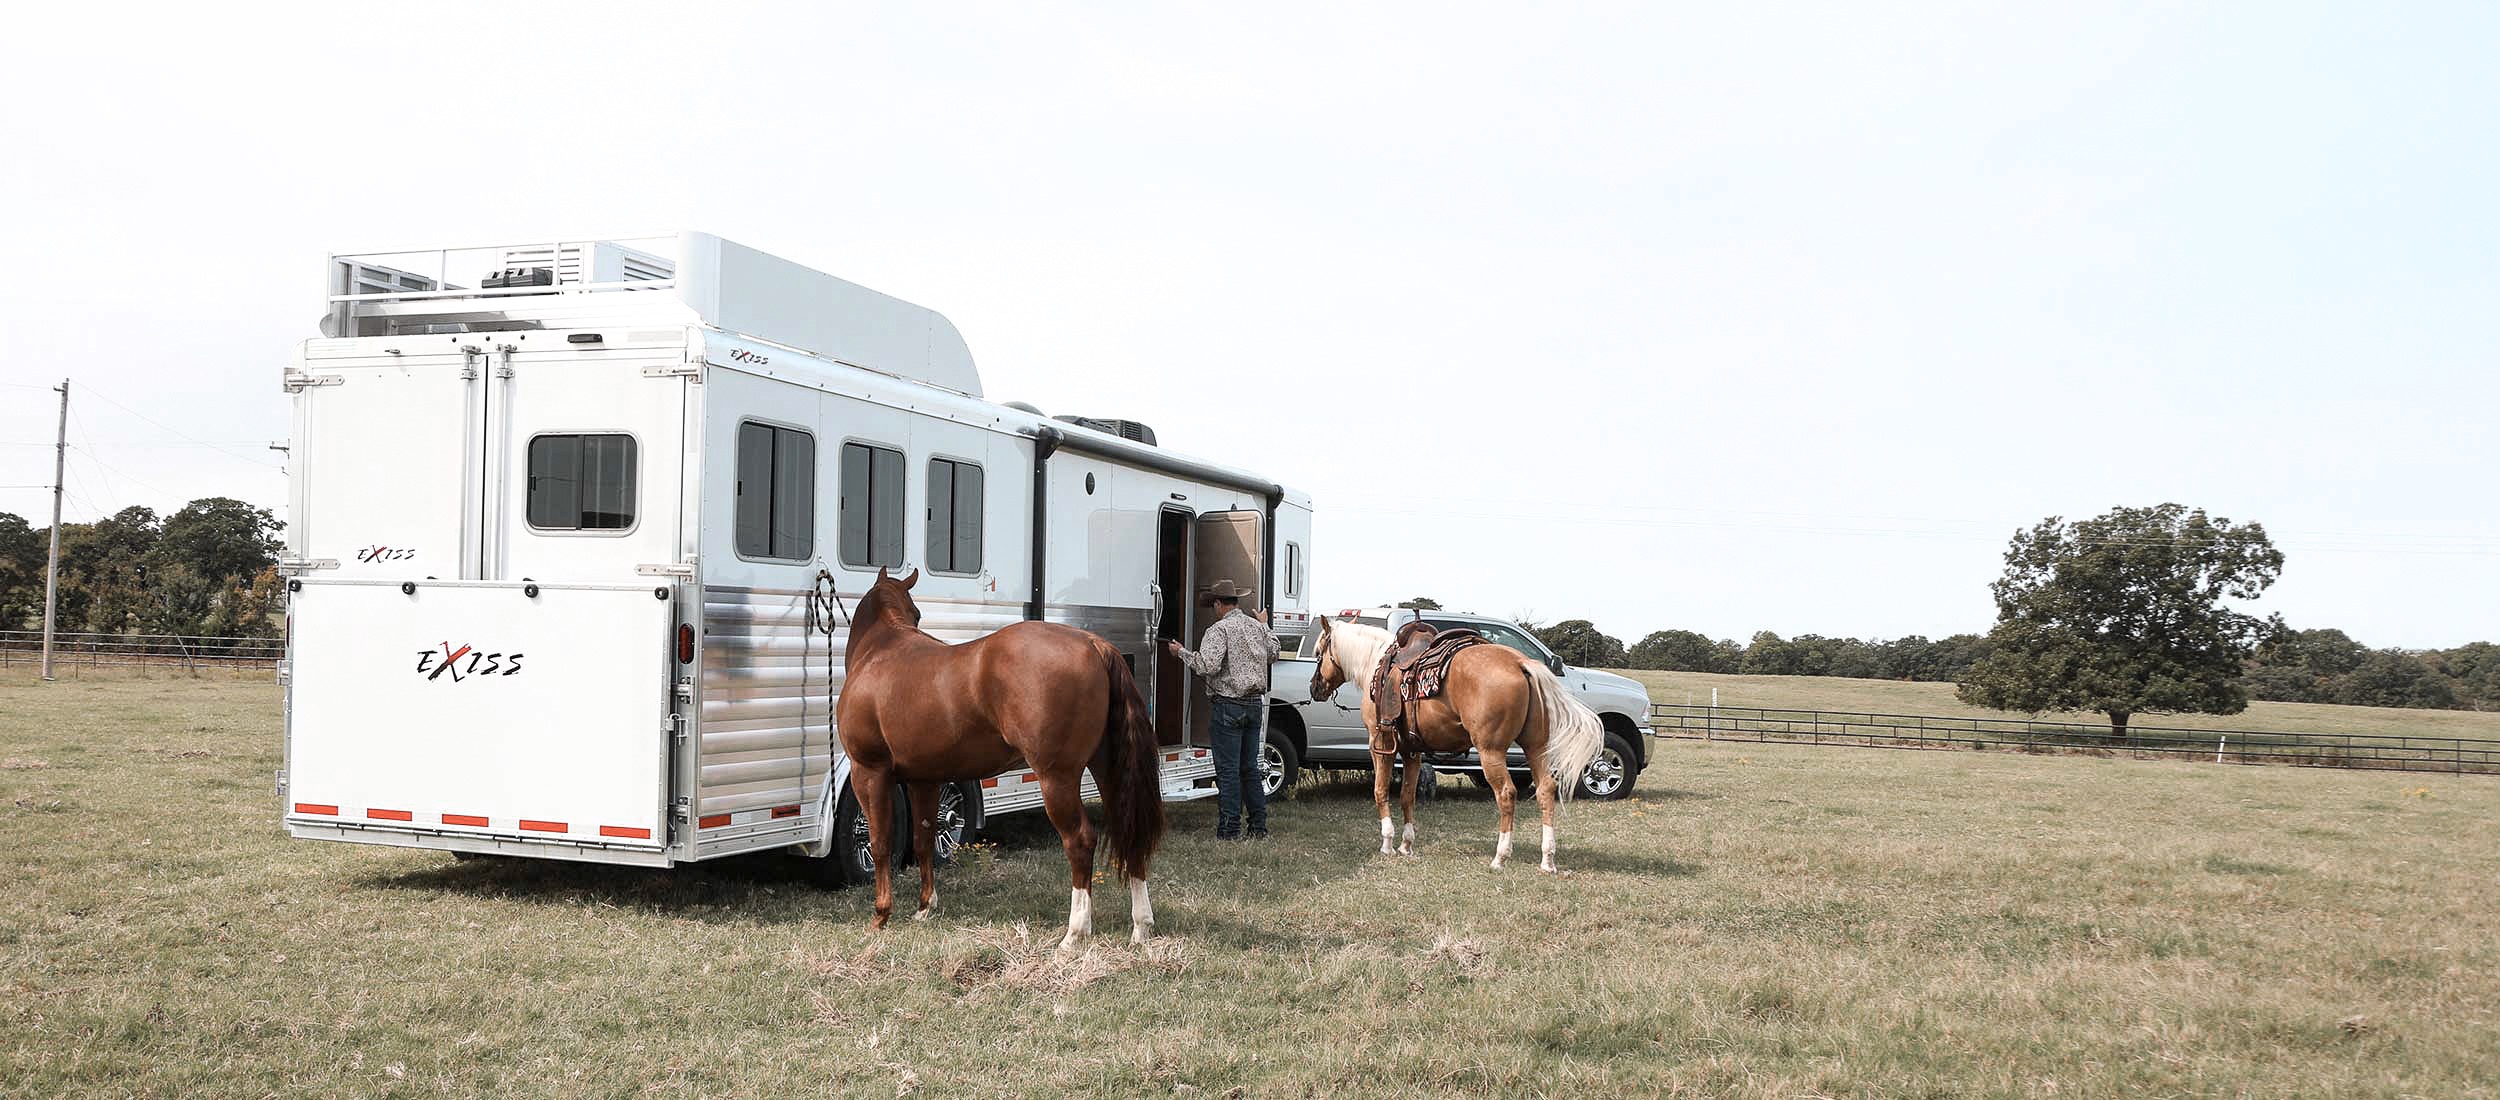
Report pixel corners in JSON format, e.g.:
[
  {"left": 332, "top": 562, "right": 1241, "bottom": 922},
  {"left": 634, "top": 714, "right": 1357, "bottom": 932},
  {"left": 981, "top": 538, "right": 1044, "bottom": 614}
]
[{"left": 74, "top": 384, "right": 285, "bottom": 472}]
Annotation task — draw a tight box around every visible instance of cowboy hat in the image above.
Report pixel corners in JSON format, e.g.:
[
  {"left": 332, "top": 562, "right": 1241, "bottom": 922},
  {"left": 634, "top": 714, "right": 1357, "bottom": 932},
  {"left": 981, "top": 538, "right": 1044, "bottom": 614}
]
[{"left": 1202, "top": 579, "right": 1255, "bottom": 602}]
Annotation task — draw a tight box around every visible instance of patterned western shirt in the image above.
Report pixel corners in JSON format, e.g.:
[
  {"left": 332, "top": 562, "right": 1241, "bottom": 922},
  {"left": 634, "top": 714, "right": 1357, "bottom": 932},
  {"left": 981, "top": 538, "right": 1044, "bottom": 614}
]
[{"left": 1176, "top": 608, "right": 1281, "bottom": 700}]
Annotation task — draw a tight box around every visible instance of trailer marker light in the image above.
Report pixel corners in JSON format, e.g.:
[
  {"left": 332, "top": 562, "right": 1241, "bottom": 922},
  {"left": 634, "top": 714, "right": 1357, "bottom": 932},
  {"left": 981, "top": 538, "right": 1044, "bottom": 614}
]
[
  {"left": 677, "top": 624, "right": 694, "bottom": 664},
  {"left": 981, "top": 778, "right": 999, "bottom": 788},
  {"left": 519, "top": 819, "right": 568, "bottom": 833},
  {"left": 442, "top": 813, "right": 488, "bottom": 827},
  {"left": 698, "top": 814, "right": 731, "bottom": 829},
  {"left": 366, "top": 808, "right": 413, "bottom": 821},
  {"left": 771, "top": 805, "right": 800, "bottom": 819},
  {"left": 294, "top": 803, "right": 338, "bottom": 816},
  {"left": 599, "top": 825, "right": 651, "bottom": 839}
]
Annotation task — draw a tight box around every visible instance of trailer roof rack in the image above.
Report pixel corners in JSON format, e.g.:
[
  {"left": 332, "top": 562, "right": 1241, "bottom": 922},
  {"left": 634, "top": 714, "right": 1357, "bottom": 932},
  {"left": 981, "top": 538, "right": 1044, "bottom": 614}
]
[{"left": 320, "top": 232, "right": 983, "bottom": 397}]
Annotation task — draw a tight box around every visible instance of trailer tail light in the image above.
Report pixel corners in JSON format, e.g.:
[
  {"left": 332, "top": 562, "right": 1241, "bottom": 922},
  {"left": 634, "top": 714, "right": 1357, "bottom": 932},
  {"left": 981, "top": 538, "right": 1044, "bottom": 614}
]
[{"left": 677, "top": 623, "right": 694, "bottom": 664}]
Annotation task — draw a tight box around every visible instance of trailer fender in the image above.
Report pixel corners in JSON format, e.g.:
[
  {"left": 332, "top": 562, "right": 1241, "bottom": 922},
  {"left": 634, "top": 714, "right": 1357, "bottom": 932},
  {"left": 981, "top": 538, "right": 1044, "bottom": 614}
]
[{"left": 797, "top": 754, "right": 855, "bottom": 859}]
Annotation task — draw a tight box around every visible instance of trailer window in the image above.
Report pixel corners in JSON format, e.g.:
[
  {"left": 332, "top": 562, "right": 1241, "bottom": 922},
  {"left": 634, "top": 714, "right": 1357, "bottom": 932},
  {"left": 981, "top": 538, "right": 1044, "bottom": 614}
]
[
  {"left": 1283, "top": 541, "right": 1301, "bottom": 597},
  {"left": 926, "top": 458, "right": 984, "bottom": 574},
  {"left": 839, "top": 442, "right": 906, "bottom": 568},
  {"left": 526, "top": 434, "right": 637, "bottom": 531},
  {"left": 735, "top": 422, "right": 815, "bottom": 560}
]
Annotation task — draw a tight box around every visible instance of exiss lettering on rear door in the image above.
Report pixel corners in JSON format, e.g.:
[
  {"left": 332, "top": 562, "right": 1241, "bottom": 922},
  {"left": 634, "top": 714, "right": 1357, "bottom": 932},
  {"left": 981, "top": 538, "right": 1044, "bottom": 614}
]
[{"left": 413, "top": 642, "right": 526, "bottom": 681}]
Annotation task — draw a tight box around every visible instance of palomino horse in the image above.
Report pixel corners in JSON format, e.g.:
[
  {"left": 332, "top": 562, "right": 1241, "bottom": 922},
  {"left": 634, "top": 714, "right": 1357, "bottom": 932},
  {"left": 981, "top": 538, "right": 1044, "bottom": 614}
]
[
  {"left": 1309, "top": 618, "right": 1605, "bottom": 871},
  {"left": 835, "top": 568, "right": 1165, "bottom": 949}
]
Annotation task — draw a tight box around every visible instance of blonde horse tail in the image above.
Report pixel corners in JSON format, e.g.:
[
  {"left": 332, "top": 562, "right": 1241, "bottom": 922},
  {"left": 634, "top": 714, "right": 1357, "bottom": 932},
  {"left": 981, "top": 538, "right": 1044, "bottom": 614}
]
[{"left": 1524, "top": 658, "right": 1604, "bottom": 801}]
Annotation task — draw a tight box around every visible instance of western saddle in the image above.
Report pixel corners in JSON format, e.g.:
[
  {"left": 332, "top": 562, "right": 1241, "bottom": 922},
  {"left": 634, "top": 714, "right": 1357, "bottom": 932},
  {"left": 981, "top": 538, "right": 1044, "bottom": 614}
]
[{"left": 1368, "top": 621, "right": 1488, "bottom": 756}]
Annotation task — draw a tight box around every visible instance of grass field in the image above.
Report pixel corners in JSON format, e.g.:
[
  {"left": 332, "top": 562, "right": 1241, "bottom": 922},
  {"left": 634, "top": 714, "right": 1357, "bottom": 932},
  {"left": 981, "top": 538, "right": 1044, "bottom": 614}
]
[
  {"left": 5, "top": 670, "right": 2498, "bottom": 1098},
  {"left": 1624, "top": 669, "right": 2500, "bottom": 742}
]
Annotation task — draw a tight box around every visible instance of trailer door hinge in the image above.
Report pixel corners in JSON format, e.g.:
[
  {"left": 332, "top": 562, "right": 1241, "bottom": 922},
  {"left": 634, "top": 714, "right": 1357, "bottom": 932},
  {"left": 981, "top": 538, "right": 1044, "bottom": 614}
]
[
  {"left": 642, "top": 364, "right": 701, "bottom": 380},
  {"left": 282, "top": 370, "right": 343, "bottom": 393},
  {"left": 277, "top": 558, "right": 338, "bottom": 575},
  {"left": 637, "top": 561, "right": 696, "bottom": 578}
]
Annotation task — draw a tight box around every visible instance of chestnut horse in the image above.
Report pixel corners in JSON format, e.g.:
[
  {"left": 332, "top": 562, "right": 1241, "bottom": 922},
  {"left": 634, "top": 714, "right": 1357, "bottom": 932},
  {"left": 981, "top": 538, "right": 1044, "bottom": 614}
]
[
  {"left": 835, "top": 568, "right": 1165, "bottom": 949},
  {"left": 1309, "top": 618, "right": 1604, "bottom": 871}
]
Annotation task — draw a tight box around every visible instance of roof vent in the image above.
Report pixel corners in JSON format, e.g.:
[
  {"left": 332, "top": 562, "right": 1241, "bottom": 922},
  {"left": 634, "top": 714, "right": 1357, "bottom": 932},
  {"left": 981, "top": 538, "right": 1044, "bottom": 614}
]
[{"left": 1053, "top": 416, "right": 1157, "bottom": 446}]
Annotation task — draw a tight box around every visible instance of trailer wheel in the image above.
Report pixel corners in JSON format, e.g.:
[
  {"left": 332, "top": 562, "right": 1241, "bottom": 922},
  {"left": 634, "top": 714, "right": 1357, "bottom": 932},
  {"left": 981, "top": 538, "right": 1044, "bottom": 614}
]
[{"left": 827, "top": 780, "right": 981, "bottom": 887}]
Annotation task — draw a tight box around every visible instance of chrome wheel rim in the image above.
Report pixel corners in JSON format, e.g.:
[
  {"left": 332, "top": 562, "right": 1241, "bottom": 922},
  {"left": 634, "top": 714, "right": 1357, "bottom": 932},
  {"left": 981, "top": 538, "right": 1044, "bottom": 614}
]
[
  {"left": 934, "top": 786, "right": 968, "bottom": 864},
  {"left": 847, "top": 807, "right": 875, "bottom": 874},
  {"left": 1260, "top": 742, "right": 1287, "bottom": 796},
  {"left": 1582, "top": 748, "right": 1627, "bottom": 798}
]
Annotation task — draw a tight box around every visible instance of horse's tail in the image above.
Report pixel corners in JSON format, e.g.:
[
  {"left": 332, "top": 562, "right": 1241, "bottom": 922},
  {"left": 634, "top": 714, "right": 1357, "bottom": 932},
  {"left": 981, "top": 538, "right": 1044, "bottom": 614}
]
[
  {"left": 1524, "top": 658, "right": 1604, "bottom": 801},
  {"left": 1091, "top": 637, "right": 1167, "bottom": 879}
]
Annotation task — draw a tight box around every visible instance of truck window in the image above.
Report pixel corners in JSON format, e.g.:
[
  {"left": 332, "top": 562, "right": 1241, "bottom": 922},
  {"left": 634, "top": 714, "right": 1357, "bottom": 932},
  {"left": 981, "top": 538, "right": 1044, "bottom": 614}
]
[
  {"left": 1434, "top": 620, "right": 1552, "bottom": 665},
  {"left": 526, "top": 433, "right": 637, "bottom": 531},
  {"left": 839, "top": 441, "right": 905, "bottom": 568},
  {"left": 926, "top": 458, "right": 984, "bottom": 574},
  {"left": 735, "top": 422, "right": 815, "bottom": 560}
]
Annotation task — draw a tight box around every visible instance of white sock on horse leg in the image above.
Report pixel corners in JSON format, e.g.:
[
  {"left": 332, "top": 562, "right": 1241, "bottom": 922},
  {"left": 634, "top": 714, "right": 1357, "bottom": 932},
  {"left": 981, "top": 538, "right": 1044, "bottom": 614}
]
[
  {"left": 1129, "top": 877, "right": 1154, "bottom": 944},
  {"left": 1380, "top": 816, "right": 1395, "bottom": 852},
  {"left": 1060, "top": 887, "right": 1093, "bottom": 950},
  {"left": 1541, "top": 824, "right": 1557, "bottom": 873},
  {"left": 1400, "top": 822, "right": 1416, "bottom": 853},
  {"left": 1492, "top": 830, "right": 1512, "bottom": 869},
  {"left": 914, "top": 890, "right": 937, "bottom": 920}
]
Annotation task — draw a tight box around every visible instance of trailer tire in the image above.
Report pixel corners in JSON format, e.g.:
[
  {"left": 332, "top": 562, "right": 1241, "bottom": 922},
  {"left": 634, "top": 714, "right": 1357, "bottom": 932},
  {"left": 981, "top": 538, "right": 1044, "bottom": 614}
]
[{"left": 826, "top": 780, "right": 981, "bottom": 888}]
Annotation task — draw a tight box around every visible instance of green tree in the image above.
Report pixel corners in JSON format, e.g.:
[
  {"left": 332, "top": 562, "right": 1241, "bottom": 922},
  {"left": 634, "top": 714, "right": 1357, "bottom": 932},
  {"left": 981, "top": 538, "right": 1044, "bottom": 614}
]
[
  {"left": 152, "top": 497, "right": 282, "bottom": 585},
  {"left": 1741, "top": 631, "right": 1805, "bottom": 675},
  {"left": 1395, "top": 596, "right": 1443, "bottom": 610},
  {"left": 58, "top": 506, "right": 161, "bottom": 633},
  {"left": 2243, "top": 627, "right": 2370, "bottom": 704},
  {"left": 2335, "top": 651, "right": 2457, "bottom": 710},
  {"left": 1956, "top": 504, "right": 2283, "bottom": 738},
  {"left": 1629, "top": 629, "right": 1742, "bottom": 672},
  {"left": 1533, "top": 619, "right": 1627, "bottom": 667},
  {"left": 0, "top": 512, "right": 43, "bottom": 630}
]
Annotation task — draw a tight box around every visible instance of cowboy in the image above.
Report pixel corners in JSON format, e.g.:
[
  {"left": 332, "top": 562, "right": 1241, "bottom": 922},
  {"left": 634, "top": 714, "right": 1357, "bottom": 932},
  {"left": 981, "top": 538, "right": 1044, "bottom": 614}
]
[{"left": 1164, "top": 579, "right": 1281, "bottom": 840}]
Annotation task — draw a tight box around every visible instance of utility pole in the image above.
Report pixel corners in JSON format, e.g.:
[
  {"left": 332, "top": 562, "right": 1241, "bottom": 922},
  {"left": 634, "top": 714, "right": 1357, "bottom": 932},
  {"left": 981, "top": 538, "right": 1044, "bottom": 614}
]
[{"left": 39, "top": 379, "right": 67, "bottom": 681}]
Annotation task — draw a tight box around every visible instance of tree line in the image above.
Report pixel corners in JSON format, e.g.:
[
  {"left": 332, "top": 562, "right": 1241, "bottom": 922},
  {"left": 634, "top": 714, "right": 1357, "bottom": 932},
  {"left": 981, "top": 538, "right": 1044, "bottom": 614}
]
[
  {"left": 0, "top": 499, "right": 285, "bottom": 640},
  {"left": 1502, "top": 503, "right": 2500, "bottom": 719}
]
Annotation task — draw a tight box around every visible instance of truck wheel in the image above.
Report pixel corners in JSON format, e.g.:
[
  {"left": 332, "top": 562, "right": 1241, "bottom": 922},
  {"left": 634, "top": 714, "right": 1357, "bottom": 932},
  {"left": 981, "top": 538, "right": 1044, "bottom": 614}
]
[
  {"left": 1577, "top": 731, "right": 1638, "bottom": 800},
  {"left": 1260, "top": 729, "right": 1300, "bottom": 798}
]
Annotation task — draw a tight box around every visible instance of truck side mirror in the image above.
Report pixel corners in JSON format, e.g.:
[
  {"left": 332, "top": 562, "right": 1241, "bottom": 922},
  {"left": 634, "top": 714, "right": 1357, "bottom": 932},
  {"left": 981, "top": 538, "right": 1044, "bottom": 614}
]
[{"left": 1548, "top": 655, "right": 1566, "bottom": 676}]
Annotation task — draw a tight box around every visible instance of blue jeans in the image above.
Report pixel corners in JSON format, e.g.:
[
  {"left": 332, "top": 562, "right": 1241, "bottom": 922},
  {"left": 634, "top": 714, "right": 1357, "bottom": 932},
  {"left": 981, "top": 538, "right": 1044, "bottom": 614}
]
[{"left": 1207, "top": 696, "right": 1268, "bottom": 837}]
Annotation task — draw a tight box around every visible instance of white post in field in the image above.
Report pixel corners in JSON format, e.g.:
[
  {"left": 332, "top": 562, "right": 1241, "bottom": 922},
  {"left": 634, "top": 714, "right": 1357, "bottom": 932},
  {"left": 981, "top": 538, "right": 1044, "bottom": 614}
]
[{"left": 39, "top": 379, "right": 69, "bottom": 682}]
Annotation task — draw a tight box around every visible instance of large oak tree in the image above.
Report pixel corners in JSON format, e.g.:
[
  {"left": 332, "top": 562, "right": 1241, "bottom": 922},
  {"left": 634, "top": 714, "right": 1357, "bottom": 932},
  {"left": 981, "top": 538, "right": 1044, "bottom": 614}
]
[{"left": 1957, "top": 504, "right": 2282, "bottom": 737}]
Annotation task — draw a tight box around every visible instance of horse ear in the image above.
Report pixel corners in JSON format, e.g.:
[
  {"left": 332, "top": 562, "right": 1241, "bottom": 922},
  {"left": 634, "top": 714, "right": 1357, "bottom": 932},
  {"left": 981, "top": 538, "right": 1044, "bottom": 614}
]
[
  {"left": 877, "top": 566, "right": 890, "bottom": 583},
  {"left": 1319, "top": 616, "right": 1333, "bottom": 635},
  {"left": 901, "top": 568, "right": 920, "bottom": 590}
]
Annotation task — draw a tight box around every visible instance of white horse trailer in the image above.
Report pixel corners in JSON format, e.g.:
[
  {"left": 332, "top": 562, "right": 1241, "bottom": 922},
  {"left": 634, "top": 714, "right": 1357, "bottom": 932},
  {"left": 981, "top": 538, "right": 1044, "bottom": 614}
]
[{"left": 278, "top": 233, "right": 1315, "bottom": 882}]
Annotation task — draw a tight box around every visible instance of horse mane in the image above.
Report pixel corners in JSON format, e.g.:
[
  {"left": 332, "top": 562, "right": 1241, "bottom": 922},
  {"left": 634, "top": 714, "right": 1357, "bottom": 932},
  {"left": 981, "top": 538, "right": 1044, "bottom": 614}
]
[{"left": 1328, "top": 621, "right": 1392, "bottom": 693}]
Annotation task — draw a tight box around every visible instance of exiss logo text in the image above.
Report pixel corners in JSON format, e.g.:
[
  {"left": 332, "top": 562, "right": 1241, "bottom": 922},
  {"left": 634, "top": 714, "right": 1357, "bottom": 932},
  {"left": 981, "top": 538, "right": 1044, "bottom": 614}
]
[{"left": 415, "top": 642, "right": 524, "bottom": 681}]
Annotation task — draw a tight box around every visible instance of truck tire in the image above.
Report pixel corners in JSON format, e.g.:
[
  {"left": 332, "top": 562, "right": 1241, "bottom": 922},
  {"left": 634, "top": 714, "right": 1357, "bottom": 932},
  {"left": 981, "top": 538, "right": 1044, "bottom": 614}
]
[
  {"left": 1576, "top": 731, "right": 1638, "bottom": 800},
  {"left": 1260, "top": 728, "right": 1300, "bottom": 798}
]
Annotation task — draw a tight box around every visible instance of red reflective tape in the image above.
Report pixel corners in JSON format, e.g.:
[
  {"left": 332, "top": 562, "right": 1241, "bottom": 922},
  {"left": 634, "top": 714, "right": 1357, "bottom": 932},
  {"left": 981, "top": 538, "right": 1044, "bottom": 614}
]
[
  {"left": 294, "top": 803, "right": 338, "bottom": 816},
  {"left": 698, "top": 814, "right": 731, "bottom": 829},
  {"left": 980, "top": 777, "right": 999, "bottom": 789},
  {"left": 519, "top": 819, "right": 567, "bottom": 833},
  {"left": 366, "top": 808, "right": 412, "bottom": 821},
  {"left": 442, "top": 813, "right": 488, "bottom": 827},
  {"left": 771, "top": 805, "right": 800, "bottom": 819},
  {"left": 1020, "top": 772, "right": 1036, "bottom": 782},
  {"left": 1165, "top": 753, "right": 1180, "bottom": 762},
  {"left": 599, "top": 825, "right": 651, "bottom": 839}
]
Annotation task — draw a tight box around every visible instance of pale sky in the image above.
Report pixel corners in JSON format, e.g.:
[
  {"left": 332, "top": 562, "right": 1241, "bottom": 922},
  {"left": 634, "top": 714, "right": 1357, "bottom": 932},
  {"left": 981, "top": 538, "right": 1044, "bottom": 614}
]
[{"left": 3, "top": 3, "right": 2494, "bottom": 649}]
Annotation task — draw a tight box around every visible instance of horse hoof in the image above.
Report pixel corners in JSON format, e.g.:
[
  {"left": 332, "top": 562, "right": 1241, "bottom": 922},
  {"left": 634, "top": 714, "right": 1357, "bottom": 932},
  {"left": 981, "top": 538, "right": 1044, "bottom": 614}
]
[
  {"left": 1397, "top": 843, "right": 1413, "bottom": 856},
  {"left": 1489, "top": 858, "right": 1505, "bottom": 871},
  {"left": 1539, "top": 862, "right": 1558, "bottom": 874},
  {"left": 870, "top": 913, "right": 890, "bottom": 931},
  {"left": 912, "top": 907, "right": 933, "bottom": 922},
  {"left": 1130, "top": 925, "right": 1152, "bottom": 945},
  {"left": 1379, "top": 843, "right": 1396, "bottom": 855},
  {"left": 1056, "top": 935, "right": 1084, "bottom": 955}
]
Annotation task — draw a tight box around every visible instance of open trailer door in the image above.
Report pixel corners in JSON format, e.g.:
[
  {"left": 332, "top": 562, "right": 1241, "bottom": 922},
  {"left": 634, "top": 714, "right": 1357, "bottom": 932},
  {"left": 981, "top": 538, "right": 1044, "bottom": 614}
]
[{"left": 283, "top": 578, "right": 676, "bottom": 862}]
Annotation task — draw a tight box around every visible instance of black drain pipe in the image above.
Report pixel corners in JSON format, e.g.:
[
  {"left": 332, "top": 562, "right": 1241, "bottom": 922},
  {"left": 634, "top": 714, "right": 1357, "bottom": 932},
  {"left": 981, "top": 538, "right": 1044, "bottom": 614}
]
[{"left": 1026, "top": 426, "right": 1064, "bottom": 621}]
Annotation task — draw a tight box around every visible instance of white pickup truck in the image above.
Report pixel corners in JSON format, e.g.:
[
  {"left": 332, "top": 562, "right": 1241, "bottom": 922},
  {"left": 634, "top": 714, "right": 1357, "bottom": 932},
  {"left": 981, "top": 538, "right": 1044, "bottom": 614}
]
[{"left": 1259, "top": 607, "right": 1654, "bottom": 800}]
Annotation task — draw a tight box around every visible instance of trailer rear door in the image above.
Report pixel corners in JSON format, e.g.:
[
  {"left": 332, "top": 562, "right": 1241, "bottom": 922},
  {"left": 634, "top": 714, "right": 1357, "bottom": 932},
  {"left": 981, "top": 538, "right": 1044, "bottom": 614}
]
[{"left": 284, "top": 579, "right": 674, "bottom": 851}]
